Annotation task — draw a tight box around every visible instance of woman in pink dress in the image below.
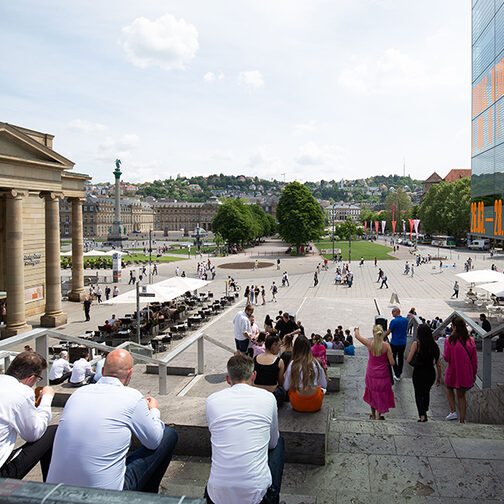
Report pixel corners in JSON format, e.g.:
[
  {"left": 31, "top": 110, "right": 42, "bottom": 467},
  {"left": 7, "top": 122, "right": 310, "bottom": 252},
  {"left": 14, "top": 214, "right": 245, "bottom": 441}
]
[
  {"left": 355, "top": 325, "right": 395, "bottom": 420},
  {"left": 443, "top": 316, "right": 477, "bottom": 424},
  {"left": 311, "top": 334, "right": 327, "bottom": 368}
]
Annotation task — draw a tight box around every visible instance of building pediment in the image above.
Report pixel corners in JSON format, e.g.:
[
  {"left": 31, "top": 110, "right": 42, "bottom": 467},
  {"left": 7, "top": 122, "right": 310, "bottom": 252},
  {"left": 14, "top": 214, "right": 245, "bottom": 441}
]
[{"left": 0, "top": 122, "right": 74, "bottom": 170}]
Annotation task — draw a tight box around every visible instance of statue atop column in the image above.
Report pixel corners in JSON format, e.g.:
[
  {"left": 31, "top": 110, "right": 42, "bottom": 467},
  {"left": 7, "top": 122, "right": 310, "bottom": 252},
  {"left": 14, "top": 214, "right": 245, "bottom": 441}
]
[{"left": 108, "top": 159, "right": 126, "bottom": 242}]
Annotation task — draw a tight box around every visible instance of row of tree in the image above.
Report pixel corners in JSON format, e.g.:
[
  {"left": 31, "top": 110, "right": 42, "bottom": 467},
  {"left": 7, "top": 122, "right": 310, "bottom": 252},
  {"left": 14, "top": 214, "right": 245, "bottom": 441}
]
[{"left": 211, "top": 199, "right": 276, "bottom": 245}]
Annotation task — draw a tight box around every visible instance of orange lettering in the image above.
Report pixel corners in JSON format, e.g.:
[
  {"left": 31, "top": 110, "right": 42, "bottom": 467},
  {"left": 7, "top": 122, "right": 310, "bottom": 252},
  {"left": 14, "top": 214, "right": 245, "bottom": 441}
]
[
  {"left": 492, "top": 68, "right": 496, "bottom": 102},
  {"left": 489, "top": 109, "right": 493, "bottom": 144},
  {"left": 498, "top": 102, "right": 500, "bottom": 139},
  {"left": 478, "top": 115, "right": 484, "bottom": 148}
]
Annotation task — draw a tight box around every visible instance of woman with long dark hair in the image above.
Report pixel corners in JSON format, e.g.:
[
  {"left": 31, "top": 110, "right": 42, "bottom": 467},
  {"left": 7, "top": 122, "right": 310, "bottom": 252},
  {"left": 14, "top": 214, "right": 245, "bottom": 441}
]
[
  {"left": 283, "top": 336, "right": 327, "bottom": 412},
  {"left": 443, "top": 317, "right": 477, "bottom": 423},
  {"left": 407, "top": 324, "right": 441, "bottom": 422}
]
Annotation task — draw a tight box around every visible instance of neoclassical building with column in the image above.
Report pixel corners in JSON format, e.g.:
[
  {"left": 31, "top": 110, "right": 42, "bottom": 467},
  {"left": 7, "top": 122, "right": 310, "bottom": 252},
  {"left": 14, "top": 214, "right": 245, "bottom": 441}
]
[{"left": 0, "top": 122, "right": 89, "bottom": 337}]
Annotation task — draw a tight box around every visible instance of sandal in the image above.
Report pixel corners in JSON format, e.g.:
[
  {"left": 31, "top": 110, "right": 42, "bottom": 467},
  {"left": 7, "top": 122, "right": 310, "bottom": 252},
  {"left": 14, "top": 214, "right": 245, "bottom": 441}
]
[
  {"left": 378, "top": 415, "right": 385, "bottom": 420},
  {"left": 369, "top": 414, "right": 375, "bottom": 420}
]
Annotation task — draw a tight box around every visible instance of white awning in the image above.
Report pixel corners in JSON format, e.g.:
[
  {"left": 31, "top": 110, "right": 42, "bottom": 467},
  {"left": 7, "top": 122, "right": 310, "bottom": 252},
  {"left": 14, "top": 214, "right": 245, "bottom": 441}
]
[{"left": 456, "top": 270, "right": 504, "bottom": 284}]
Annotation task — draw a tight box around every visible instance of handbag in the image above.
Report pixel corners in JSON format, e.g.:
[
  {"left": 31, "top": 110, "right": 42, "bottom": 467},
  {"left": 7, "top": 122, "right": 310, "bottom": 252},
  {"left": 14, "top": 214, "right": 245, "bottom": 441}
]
[{"left": 409, "top": 351, "right": 419, "bottom": 367}]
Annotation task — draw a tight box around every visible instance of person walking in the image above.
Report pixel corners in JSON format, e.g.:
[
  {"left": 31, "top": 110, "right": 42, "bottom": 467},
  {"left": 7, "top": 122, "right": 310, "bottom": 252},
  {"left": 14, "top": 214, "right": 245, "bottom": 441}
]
[
  {"left": 83, "top": 297, "right": 92, "bottom": 322},
  {"left": 443, "top": 317, "right": 477, "bottom": 423},
  {"left": 113, "top": 286, "right": 119, "bottom": 297},
  {"left": 354, "top": 325, "right": 395, "bottom": 420},
  {"left": 313, "top": 271, "right": 318, "bottom": 287},
  {"left": 451, "top": 281, "right": 459, "bottom": 299},
  {"left": 379, "top": 274, "right": 388, "bottom": 289},
  {"left": 407, "top": 324, "right": 441, "bottom": 422},
  {"left": 377, "top": 268, "right": 383, "bottom": 283},
  {"left": 277, "top": 258, "right": 280, "bottom": 270},
  {"left": 261, "top": 285, "right": 266, "bottom": 305},
  {"left": 96, "top": 286, "right": 103, "bottom": 304},
  {"left": 385, "top": 308, "right": 408, "bottom": 381},
  {"left": 105, "top": 285, "right": 111, "bottom": 301},
  {"left": 271, "top": 282, "right": 278, "bottom": 303}
]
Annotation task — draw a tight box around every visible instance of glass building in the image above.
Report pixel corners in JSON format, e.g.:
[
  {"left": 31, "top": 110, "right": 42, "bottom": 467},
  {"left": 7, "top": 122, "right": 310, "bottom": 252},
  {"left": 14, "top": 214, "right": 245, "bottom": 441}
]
[{"left": 471, "top": 0, "right": 504, "bottom": 238}]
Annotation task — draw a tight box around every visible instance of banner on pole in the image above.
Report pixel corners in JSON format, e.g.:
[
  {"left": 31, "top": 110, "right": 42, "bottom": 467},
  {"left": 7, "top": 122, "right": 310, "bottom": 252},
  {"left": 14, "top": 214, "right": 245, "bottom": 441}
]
[
  {"left": 408, "top": 219, "right": 414, "bottom": 240},
  {"left": 402, "top": 219, "right": 406, "bottom": 233},
  {"left": 375, "top": 221, "right": 379, "bottom": 233},
  {"left": 364, "top": 221, "right": 367, "bottom": 232},
  {"left": 381, "top": 220, "right": 386, "bottom": 234},
  {"left": 413, "top": 219, "right": 421, "bottom": 238},
  {"left": 392, "top": 221, "right": 396, "bottom": 234}
]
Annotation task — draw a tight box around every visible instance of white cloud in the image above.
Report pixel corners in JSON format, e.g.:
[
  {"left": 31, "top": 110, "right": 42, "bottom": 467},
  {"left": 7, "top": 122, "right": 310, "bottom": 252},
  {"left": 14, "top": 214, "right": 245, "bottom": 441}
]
[
  {"left": 211, "top": 150, "right": 234, "bottom": 161},
  {"left": 338, "top": 48, "right": 429, "bottom": 96},
  {"left": 68, "top": 119, "right": 107, "bottom": 133},
  {"left": 120, "top": 13, "right": 199, "bottom": 70},
  {"left": 296, "top": 141, "right": 346, "bottom": 166},
  {"left": 238, "top": 70, "right": 264, "bottom": 88},
  {"left": 203, "top": 71, "right": 224, "bottom": 82},
  {"left": 96, "top": 134, "right": 140, "bottom": 163},
  {"left": 293, "top": 120, "right": 317, "bottom": 136}
]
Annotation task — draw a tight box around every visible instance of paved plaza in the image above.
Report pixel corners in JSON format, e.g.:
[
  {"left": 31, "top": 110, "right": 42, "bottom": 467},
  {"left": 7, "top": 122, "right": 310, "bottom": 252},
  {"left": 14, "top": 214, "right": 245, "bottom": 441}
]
[{"left": 20, "top": 238, "right": 504, "bottom": 502}]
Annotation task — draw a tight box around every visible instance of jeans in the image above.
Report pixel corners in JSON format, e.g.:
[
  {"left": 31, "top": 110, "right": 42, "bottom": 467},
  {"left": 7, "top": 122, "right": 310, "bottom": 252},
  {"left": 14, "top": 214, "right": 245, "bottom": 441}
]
[
  {"left": 0, "top": 425, "right": 57, "bottom": 481},
  {"left": 235, "top": 338, "right": 249, "bottom": 354},
  {"left": 123, "top": 426, "right": 178, "bottom": 493},
  {"left": 390, "top": 344, "right": 406, "bottom": 377},
  {"left": 205, "top": 436, "right": 285, "bottom": 504}
]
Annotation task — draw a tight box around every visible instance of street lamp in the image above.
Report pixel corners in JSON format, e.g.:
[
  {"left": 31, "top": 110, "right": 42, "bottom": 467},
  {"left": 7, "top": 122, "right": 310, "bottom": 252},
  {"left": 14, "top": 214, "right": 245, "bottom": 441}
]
[
  {"left": 348, "top": 222, "right": 352, "bottom": 263},
  {"left": 148, "top": 229, "right": 152, "bottom": 284},
  {"left": 332, "top": 206, "right": 335, "bottom": 260}
]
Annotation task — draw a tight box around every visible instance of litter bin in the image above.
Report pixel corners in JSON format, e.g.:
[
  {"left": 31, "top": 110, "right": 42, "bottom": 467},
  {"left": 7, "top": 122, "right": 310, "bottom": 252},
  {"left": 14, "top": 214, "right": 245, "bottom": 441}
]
[{"left": 375, "top": 315, "right": 387, "bottom": 332}]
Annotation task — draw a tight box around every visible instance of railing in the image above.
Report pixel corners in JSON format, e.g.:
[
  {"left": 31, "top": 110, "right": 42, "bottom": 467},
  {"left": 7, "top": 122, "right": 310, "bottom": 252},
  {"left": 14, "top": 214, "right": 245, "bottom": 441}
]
[
  {"left": 430, "top": 310, "right": 504, "bottom": 389},
  {"left": 0, "top": 328, "right": 234, "bottom": 395}
]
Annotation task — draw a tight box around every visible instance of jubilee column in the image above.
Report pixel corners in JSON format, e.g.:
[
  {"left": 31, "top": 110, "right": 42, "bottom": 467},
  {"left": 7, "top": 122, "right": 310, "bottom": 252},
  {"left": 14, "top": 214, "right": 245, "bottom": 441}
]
[
  {"left": 108, "top": 159, "right": 125, "bottom": 242},
  {"left": 68, "top": 197, "right": 86, "bottom": 301},
  {"left": 40, "top": 192, "right": 67, "bottom": 326},
  {"left": 4, "top": 190, "right": 31, "bottom": 336}
]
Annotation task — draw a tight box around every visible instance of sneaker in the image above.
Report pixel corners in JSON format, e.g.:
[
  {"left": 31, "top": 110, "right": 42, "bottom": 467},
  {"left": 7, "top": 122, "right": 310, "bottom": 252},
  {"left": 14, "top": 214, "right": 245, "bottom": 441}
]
[
  {"left": 445, "top": 411, "right": 458, "bottom": 421},
  {"left": 393, "top": 374, "right": 400, "bottom": 381}
]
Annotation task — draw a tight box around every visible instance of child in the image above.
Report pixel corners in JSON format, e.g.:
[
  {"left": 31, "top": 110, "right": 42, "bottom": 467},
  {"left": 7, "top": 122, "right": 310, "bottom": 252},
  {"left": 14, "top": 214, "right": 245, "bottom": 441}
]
[{"left": 251, "top": 331, "right": 267, "bottom": 358}]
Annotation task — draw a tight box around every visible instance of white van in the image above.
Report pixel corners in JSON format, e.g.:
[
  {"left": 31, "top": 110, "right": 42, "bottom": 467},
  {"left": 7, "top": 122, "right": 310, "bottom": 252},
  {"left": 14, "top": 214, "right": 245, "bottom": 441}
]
[{"left": 468, "top": 238, "right": 490, "bottom": 250}]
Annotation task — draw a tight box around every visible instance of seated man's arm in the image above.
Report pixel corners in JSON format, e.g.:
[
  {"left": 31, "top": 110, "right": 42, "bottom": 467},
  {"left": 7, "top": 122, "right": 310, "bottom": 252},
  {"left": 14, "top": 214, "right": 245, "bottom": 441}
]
[
  {"left": 14, "top": 394, "right": 53, "bottom": 443},
  {"left": 130, "top": 397, "right": 165, "bottom": 450},
  {"left": 269, "top": 399, "right": 279, "bottom": 450}
]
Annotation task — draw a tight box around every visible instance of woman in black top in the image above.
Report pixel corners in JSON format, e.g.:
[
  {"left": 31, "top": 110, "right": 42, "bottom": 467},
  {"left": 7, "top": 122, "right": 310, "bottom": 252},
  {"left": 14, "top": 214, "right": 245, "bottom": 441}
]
[
  {"left": 407, "top": 324, "right": 442, "bottom": 422},
  {"left": 254, "top": 334, "right": 285, "bottom": 392}
]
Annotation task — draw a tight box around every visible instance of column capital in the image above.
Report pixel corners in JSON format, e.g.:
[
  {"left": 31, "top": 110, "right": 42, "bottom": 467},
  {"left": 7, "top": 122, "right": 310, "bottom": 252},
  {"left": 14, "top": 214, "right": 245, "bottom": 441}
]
[
  {"left": 39, "top": 191, "right": 64, "bottom": 201},
  {"left": 1, "top": 189, "right": 29, "bottom": 199},
  {"left": 68, "top": 196, "right": 86, "bottom": 203}
]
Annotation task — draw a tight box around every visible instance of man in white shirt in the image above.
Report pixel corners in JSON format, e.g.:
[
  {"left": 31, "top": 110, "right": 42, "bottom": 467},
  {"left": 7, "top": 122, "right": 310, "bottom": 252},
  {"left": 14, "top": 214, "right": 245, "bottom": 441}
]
[
  {"left": 233, "top": 304, "right": 253, "bottom": 354},
  {"left": 205, "top": 354, "right": 284, "bottom": 504},
  {"left": 48, "top": 349, "right": 178, "bottom": 492},
  {"left": 0, "top": 351, "right": 56, "bottom": 481},
  {"left": 49, "top": 350, "right": 72, "bottom": 385},
  {"left": 69, "top": 349, "right": 94, "bottom": 387}
]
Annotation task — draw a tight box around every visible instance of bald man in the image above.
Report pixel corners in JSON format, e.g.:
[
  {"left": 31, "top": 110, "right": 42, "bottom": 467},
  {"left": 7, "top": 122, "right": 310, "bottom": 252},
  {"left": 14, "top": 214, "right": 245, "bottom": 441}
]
[{"left": 47, "top": 349, "right": 178, "bottom": 493}]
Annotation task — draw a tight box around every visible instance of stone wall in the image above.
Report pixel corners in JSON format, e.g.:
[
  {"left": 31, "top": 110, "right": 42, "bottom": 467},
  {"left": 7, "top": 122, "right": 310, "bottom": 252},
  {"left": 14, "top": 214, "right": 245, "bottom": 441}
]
[{"left": 467, "top": 384, "right": 504, "bottom": 425}]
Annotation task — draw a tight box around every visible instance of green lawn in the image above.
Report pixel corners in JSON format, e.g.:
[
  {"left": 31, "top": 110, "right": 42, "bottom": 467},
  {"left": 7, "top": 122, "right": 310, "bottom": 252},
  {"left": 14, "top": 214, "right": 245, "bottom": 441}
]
[
  {"left": 316, "top": 240, "right": 396, "bottom": 261},
  {"left": 168, "top": 246, "right": 216, "bottom": 255},
  {"left": 123, "top": 254, "right": 186, "bottom": 263}
]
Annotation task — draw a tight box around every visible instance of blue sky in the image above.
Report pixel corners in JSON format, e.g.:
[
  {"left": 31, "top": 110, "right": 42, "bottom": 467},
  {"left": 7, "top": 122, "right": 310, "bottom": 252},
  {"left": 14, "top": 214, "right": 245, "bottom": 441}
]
[{"left": 0, "top": 1, "right": 470, "bottom": 183}]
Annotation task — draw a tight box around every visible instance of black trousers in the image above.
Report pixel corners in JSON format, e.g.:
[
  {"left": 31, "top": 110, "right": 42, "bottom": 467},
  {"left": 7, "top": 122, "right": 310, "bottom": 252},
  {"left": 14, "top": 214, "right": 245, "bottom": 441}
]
[
  {"left": 412, "top": 367, "right": 436, "bottom": 417},
  {"left": 0, "top": 425, "right": 57, "bottom": 481},
  {"left": 390, "top": 344, "right": 406, "bottom": 377},
  {"left": 49, "top": 372, "right": 71, "bottom": 385}
]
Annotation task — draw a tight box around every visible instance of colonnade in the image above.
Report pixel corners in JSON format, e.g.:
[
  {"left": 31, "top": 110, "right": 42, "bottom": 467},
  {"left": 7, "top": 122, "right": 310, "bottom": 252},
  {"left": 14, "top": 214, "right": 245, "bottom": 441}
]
[{"left": 2, "top": 190, "right": 85, "bottom": 336}]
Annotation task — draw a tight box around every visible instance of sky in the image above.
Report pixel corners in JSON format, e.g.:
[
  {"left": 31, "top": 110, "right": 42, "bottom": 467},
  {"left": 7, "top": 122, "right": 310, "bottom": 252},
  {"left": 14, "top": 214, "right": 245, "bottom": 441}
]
[{"left": 0, "top": 1, "right": 471, "bottom": 184}]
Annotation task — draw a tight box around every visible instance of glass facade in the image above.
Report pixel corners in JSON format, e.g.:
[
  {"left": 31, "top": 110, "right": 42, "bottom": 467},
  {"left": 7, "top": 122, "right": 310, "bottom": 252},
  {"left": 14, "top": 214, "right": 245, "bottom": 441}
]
[{"left": 471, "top": 0, "right": 504, "bottom": 238}]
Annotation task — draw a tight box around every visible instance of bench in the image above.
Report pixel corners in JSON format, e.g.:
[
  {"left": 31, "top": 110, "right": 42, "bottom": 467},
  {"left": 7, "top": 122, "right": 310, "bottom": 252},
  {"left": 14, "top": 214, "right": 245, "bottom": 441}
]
[
  {"left": 326, "top": 366, "right": 341, "bottom": 392},
  {"left": 162, "top": 397, "right": 328, "bottom": 466},
  {"left": 326, "top": 349, "right": 344, "bottom": 364}
]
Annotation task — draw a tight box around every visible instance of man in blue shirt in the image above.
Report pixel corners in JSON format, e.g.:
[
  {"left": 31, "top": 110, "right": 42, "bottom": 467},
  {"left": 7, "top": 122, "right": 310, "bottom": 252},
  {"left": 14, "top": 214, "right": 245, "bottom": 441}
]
[{"left": 385, "top": 308, "right": 408, "bottom": 381}]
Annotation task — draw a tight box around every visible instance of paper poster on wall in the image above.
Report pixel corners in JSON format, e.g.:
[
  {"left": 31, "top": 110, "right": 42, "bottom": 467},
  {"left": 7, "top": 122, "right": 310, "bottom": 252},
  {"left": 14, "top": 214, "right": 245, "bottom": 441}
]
[{"left": 25, "top": 286, "right": 44, "bottom": 303}]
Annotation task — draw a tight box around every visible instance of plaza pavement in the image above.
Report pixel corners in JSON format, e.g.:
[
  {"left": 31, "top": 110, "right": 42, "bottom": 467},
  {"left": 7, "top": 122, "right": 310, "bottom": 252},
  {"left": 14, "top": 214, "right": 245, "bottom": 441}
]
[{"left": 19, "top": 238, "right": 504, "bottom": 502}]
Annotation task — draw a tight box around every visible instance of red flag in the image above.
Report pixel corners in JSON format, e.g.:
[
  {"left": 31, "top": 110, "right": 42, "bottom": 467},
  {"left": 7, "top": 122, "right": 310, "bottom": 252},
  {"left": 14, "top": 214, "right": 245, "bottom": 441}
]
[
  {"left": 392, "top": 221, "right": 396, "bottom": 234},
  {"left": 375, "top": 221, "right": 379, "bottom": 233},
  {"left": 364, "top": 221, "right": 367, "bottom": 232},
  {"left": 408, "top": 219, "right": 414, "bottom": 240}
]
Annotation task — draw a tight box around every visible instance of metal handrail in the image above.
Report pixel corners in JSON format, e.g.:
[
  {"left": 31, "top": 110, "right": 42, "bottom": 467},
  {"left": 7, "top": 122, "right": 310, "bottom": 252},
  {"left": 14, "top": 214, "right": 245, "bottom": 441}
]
[{"left": 0, "top": 328, "right": 234, "bottom": 395}]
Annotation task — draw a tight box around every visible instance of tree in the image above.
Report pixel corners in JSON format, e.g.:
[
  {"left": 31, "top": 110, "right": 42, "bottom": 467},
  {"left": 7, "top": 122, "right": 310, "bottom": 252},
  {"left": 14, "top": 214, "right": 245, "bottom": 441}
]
[
  {"left": 385, "top": 187, "right": 412, "bottom": 218},
  {"left": 418, "top": 178, "right": 470, "bottom": 238},
  {"left": 276, "top": 182, "right": 325, "bottom": 253},
  {"left": 211, "top": 199, "right": 254, "bottom": 245},
  {"left": 335, "top": 219, "right": 358, "bottom": 240}
]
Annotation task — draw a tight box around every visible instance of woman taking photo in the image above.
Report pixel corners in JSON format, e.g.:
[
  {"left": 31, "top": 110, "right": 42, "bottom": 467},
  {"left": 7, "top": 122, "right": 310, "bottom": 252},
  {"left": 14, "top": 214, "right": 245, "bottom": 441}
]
[
  {"left": 443, "top": 316, "right": 477, "bottom": 423},
  {"left": 283, "top": 336, "right": 327, "bottom": 412},
  {"left": 407, "top": 324, "right": 441, "bottom": 422},
  {"left": 354, "top": 325, "right": 395, "bottom": 420}
]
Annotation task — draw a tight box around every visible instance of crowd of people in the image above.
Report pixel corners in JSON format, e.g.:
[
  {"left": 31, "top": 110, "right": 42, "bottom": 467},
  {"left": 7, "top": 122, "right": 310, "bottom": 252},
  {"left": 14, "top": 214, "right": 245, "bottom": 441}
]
[{"left": 0, "top": 261, "right": 499, "bottom": 504}]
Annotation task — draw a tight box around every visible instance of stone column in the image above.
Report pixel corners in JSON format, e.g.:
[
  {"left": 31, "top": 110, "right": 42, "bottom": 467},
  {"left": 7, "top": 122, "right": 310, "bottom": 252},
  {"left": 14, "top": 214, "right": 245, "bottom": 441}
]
[
  {"left": 40, "top": 192, "right": 67, "bottom": 326},
  {"left": 68, "top": 197, "right": 86, "bottom": 302},
  {"left": 4, "top": 190, "right": 31, "bottom": 336}
]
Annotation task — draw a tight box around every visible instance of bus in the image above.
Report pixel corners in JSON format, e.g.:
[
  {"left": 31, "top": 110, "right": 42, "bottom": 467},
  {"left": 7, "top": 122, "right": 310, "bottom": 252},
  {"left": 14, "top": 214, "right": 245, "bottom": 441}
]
[
  {"left": 432, "top": 235, "right": 456, "bottom": 248},
  {"left": 417, "top": 234, "right": 432, "bottom": 245}
]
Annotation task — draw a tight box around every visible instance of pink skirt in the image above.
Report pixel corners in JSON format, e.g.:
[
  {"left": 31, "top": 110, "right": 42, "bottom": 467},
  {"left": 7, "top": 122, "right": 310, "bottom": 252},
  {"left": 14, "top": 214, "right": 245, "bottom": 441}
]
[{"left": 363, "top": 373, "right": 395, "bottom": 414}]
